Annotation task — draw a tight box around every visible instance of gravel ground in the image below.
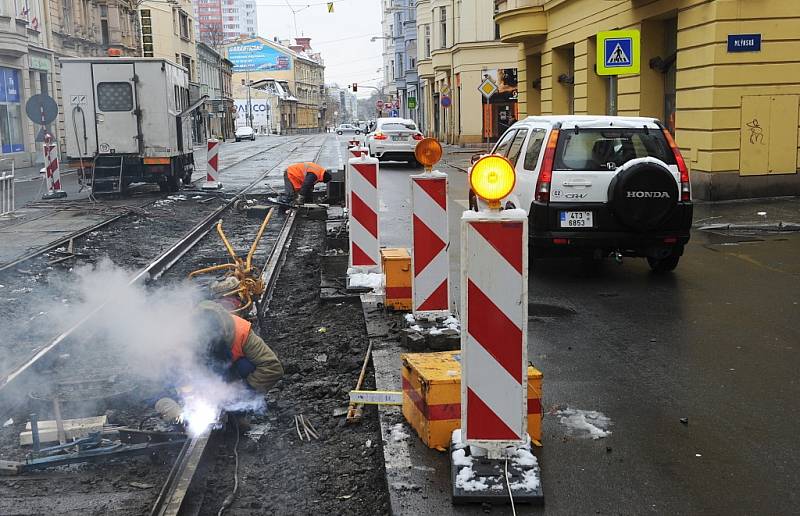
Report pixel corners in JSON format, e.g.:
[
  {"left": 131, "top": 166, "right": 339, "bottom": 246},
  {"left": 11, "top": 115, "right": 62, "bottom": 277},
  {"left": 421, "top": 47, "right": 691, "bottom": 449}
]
[
  {"left": 0, "top": 196, "right": 294, "bottom": 515},
  {"left": 195, "top": 217, "right": 391, "bottom": 515}
]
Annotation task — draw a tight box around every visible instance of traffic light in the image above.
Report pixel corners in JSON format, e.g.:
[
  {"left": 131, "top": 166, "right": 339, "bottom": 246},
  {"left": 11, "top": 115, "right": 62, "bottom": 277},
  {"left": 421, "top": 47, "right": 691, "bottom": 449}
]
[{"left": 352, "top": 83, "right": 358, "bottom": 92}]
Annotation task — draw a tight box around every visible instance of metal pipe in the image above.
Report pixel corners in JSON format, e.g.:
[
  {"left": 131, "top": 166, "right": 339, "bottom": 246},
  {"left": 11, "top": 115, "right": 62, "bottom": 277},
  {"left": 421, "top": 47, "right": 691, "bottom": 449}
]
[
  {"left": 53, "top": 398, "right": 66, "bottom": 445},
  {"left": 216, "top": 221, "right": 239, "bottom": 262},
  {"left": 30, "top": 413, "right": 40, "bottom": 453},
  {"left": 246, "top": 207, "right": 274, "bottom": 270}
]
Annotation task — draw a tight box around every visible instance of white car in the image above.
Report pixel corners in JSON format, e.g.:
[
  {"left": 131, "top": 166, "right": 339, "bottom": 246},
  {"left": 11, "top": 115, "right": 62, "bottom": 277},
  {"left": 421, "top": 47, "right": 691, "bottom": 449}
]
[
  {"left": 336, "top": 124, "right": 361, "bottom": 135},
  {"left": 468, "top": 115, "right": 692, "bottom": 272},
  {"left": 367, "top": 118, "right": 423, "bottom": 164},
  {"left": 234, "top": 126, "right": 255, "bottom": 142}
]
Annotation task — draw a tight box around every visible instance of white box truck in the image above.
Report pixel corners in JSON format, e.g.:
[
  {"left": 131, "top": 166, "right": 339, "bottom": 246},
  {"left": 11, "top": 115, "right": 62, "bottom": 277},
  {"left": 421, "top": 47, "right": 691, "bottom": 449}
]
[{"left": 61, "top": 57, "right": 203, "bottom": 194}]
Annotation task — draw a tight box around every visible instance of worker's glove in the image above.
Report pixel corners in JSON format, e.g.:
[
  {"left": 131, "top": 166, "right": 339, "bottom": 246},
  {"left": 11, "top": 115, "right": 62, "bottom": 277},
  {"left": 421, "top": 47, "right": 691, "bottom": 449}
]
[
  {"left": 233, "top": 357, "right": 257, "bottom": 379},
  {"left": 295, "top": 195, "right": 305, "bottom": 206}
]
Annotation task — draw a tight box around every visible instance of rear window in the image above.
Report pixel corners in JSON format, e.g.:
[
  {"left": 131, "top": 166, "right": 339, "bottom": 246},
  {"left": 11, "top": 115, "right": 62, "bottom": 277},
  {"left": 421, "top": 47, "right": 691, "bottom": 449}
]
[
  {"left": 380, "top": 122, "right": 417, "bottom": 131},
  {"left": 97, "top": 82, "right": 133, "bottom": 112},
  {"left": 554, "top": 128, "right": 675, "bottom": 171}
]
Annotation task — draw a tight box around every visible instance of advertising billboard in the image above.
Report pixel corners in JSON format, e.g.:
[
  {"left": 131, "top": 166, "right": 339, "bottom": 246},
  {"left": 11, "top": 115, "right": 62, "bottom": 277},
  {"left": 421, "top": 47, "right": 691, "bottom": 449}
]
[
  {"left": 235, "top": 99, "right": 270, "bottom": 128},
  {"left": 227, "top": 41, "right": 292, "bottom": 72}
]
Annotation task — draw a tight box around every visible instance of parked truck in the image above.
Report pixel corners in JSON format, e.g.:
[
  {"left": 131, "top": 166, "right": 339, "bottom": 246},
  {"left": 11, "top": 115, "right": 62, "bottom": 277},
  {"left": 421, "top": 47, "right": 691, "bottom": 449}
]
[{"left": 61, "top": 58, "right": 204, "bottom": 194}]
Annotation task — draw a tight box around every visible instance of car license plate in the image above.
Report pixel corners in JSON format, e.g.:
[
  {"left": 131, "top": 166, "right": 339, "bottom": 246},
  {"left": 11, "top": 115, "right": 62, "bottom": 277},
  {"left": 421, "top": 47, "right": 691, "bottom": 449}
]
[
  {"left": 391, "top": 135, "right": 408, "bottom": 141},
  {"left": 560, "top": 211, "right": 593, "bottom": 228}
]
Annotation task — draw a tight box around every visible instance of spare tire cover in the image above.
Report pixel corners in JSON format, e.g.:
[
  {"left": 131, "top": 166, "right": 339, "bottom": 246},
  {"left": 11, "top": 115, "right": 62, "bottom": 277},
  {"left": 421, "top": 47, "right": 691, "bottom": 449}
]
[{"left": 608, "top": 158, "right": 678, "bottom": 231}]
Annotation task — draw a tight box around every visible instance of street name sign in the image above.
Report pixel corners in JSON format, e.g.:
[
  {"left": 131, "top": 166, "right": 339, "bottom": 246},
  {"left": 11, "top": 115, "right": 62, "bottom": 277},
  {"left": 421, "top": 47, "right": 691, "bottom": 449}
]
[
  {"left": 597, "top": 30, "right": 640, "bottom": 75},
  {"left": 727, "top": 34, "right": 761, "bottom": 53}
]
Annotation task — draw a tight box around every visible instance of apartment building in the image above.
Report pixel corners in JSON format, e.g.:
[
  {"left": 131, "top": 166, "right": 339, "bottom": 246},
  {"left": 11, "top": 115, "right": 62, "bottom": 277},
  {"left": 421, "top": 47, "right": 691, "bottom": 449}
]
[
  {"left": 139, "top": 0, "right": 197, "bottom": 81},
  {"left": 197, "top": 42, "right": 234, "bottom": 141},
  {"left": 193, "top": 0, "right": 257, "bottom": 47},
  {"left": 416, "top": 0, "right": 518, "bottom": 144},
  {"left": 494, "top": 0, "right": 800, "bottom": 200}
]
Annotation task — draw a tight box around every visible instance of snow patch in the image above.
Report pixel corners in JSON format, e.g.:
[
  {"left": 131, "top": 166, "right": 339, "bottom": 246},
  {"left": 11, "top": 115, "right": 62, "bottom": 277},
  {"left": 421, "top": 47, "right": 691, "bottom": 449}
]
[
  {"left": 509, "top": 468, "right": 541, "bottom": 492},
  {"left": 455, "top": 465, "right": 489, "bottom": 492},
  {"left": 390, "top": 423, "right": 410, "bottom": 442},
  {"left": 556, "top": 408, "right": 612, "bottom": 439},
  {"left": 348, "top": 272, "right": 383, "bottom": 290},
  {"left": 461, "top": 208, "right": 527, "bottom": 220},
  {"left": 451, "top": 448, "right": 473, "bottom": 467},
  {"left": 404, "top": 313, "right": 416, "bottom": 323}
]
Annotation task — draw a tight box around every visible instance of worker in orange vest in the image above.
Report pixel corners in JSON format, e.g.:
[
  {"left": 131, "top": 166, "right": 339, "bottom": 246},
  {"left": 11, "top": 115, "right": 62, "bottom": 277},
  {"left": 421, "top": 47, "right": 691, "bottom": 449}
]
[
  {"left": 282, "top": 162, "right": 332, "bottom": 205},
  {"left": 196, "top": 300, "right": 283, "bottom": 393}
]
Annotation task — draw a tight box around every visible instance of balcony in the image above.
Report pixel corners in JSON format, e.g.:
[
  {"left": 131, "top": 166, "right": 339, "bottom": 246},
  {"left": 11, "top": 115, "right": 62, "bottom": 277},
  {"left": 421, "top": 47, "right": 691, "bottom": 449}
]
[
  {"left": 494, "top": 0, "right": 547, "bottom": 44},
  {"left": 431, "top": 48, "right": 451, "bottom": 72},
  {"left": 417, "top": 58, "right": 434, "bottom": 79},
  {"left": 0, "top": 16, "right": 29, "bottom": 57}
]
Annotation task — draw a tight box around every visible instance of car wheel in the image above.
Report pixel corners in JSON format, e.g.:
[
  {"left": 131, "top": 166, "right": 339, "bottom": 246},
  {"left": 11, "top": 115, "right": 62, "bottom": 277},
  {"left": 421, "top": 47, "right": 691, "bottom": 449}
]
[
  {"left": 356, "top": 130, "right": 361, "bottom": 135},
  {"left": 252, "top": 136, "right": 255, "bottom": 141},
  {"left": 337, "top": 131, "right": 343, "bottom": 135},
  {"left": 235, "top": 138, "right": 240, "bottom": 142},
  {"left": 647, "top": 253, "right": 681, "bottom": 273}
]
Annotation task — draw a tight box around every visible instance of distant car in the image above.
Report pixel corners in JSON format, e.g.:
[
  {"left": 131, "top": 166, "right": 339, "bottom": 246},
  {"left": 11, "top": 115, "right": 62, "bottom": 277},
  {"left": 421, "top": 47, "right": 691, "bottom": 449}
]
[
  {"left": 336, "top": 124, "right": 361, "bottom": 135},
  {"left": 235, "top": 126, "right": 256, "bottom": 142},
  {"left": 468, "top": 115, "right": 692, "bottom": 272},
  {"left": 367, "top": 118, "right": 423, "bottom": 164}
]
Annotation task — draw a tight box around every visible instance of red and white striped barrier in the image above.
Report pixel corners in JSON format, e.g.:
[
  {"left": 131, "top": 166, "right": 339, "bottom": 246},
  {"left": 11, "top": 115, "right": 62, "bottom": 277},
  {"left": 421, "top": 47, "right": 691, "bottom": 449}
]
[
  {"left": 461, "top": 209, "right": 528, "bottom": 453},
  {"left": 411, "top": 171, "right": 449, "bottom": 315},
  {"left": 202, "top": 138, "right": 222, "bottom": 190},
  {"left": 348, "top": 145, "right": 369, "bottom": 159},
  {"left": 0, "top": 160, "right": 14, "bottom": 216},
  {"left": 348, "top": 153, "right": 380, "bottom": 269},
  {"left": 42, "top": 134, "right": 66, "bottom": 200}
]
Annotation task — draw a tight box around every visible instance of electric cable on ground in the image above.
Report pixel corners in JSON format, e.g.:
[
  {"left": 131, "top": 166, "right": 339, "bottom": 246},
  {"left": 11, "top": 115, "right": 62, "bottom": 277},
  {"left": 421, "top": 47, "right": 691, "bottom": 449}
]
[
  {"left": 217, "top": 417, "right": 240, "bottom": 515},
  {"left": 504, "top": 456, "right": 516, "bottom": 516}
]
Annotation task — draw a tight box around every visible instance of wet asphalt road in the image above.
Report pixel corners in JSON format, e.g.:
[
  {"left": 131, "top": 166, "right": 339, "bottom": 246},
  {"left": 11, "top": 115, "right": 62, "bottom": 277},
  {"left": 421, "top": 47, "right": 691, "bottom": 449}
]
[{"left": 376, "top": 156, "right": 800, "bottom": 514}]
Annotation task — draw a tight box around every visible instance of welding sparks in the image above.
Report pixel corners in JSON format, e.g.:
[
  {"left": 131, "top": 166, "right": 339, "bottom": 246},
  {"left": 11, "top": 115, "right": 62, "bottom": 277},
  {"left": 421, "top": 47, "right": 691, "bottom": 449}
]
[{"left": 181, "top": 397, "right": 218, "bottom": 437}]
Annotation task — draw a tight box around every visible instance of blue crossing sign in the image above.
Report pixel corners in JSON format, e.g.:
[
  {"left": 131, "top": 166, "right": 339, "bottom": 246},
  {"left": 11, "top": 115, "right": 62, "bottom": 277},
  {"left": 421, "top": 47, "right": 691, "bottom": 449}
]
[{"left": 596, "top": 30, "right": 640, "bottom": 76}]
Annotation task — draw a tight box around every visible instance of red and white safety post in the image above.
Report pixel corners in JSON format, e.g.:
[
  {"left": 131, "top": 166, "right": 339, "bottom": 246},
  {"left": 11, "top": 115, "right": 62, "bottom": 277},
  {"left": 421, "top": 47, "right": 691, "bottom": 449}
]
[
  {"left": 410, "top": 171, "right": 449, "bottom": 315},
  {"left": 42, "top": 134, "right": 67, "bottom": 200},
  {"left": 202, "top": 138, "right": 222, "bottom": 190},
  {"left": 347, "top": 153, "right": 380, "bottom": 270},
  {"left": 461, "top": 210, "right": 527, "bottom": 451}
]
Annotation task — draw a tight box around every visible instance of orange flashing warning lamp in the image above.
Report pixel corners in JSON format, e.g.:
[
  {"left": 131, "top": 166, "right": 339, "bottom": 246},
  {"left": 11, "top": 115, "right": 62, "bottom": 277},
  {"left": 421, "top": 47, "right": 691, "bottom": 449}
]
[
  {"left": 414, "top": 137, "right": 443, "bottom": 171},
  {"left": 469, "top": 155, "right": 515, "bottom": 210}
]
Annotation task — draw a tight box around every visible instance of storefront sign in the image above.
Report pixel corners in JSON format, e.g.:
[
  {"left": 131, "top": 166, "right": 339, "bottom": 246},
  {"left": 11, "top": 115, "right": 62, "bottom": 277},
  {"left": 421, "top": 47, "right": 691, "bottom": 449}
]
[
  {"left": 235, "top": 99, "right": 270, "bottom": 127},
  {"left": 727, "top": 34, "right": 761, "bottom": 53},
  {"left": 29, "top": 55, "right": 51, "bottom": 71},
  {"left": 0, "top": 67, "right": 24, "bottom": 153},
  {"left": 407, "top": 97, "right": 417, "bottom": 109}
]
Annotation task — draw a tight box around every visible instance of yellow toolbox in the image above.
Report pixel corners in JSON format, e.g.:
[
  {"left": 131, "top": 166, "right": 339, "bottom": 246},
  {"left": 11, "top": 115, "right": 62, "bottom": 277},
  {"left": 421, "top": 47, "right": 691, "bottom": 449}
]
[
  {"left": 401, "top": 350, "right": 542, "bottom": 449},
  {"left": 381, "top": 248, "right": 412, "bottom": 311}
]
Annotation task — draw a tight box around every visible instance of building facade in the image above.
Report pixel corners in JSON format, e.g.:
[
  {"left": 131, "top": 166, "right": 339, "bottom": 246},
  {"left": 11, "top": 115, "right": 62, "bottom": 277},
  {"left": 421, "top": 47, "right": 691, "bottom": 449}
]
[
  {"left": 0, "top": 0, "right": 140, "bottom": 167},
  {"left": 416, "top": 0, "right": 518, "bottom": 144},
  {"left": 139, "top": 0, "right": 197, "bottom": 81},
  {"left": 224, "top": 36, "right": 324, "bottom": 134},
  {"left": 197, "top": 42, "right": 234, "bottom": 141},
  {"left": 494, "top": 0, "right": 800, "bottom": 200},
  {"left": 192, "top": 0, "right": 257, "bottom": 47}
]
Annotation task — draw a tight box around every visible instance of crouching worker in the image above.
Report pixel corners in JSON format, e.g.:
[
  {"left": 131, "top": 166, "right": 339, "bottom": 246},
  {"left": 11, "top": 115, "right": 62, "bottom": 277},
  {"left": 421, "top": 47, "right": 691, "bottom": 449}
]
[
  {"left": 196, "top": 300, "right": 283, "bottom": 393},
  {"left": 282, "top": 162, "right": 332, "bottom": 205}
]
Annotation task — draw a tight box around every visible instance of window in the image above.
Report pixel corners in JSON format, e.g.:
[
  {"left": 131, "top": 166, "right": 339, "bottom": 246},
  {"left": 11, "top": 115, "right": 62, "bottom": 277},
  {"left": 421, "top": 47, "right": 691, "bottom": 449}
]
[
  {"left": 97, "top": 82, "right": 133, "bottom": 112},
  {"left": 492, "top": 129, "right": 516, "bottom": 156},
  {"left": 101, "top": 20, "right": 109, "bottom": 46},
  {"left": 506, "top": 129, "right": 528, "bottom": 165},
  {"left": 179, "top": 11, "right": 190, "bottom": 40},
  {"left": 523, "top": 129, "right": 547, "bottom": 170},
  {"left": 380, "top": 121, "right": 417, "bottom": 131},
  {"left": 424, "top": 24, "right": 431, "bottom": 57},
  {"left": 0, "top": 67, "right": 23, "bottom": 153},
  {"left": 554, "top": 129, "right": 675, "bottom": 171},
  {"left": 439, "top": 7, "right": 446, "bottom": 48}
]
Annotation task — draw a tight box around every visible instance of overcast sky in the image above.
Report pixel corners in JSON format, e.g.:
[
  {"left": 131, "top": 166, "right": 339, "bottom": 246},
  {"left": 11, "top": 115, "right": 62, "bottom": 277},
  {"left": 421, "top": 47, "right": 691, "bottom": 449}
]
[{"left": 256, "top": 0, "right": 383, "bottom": 97}]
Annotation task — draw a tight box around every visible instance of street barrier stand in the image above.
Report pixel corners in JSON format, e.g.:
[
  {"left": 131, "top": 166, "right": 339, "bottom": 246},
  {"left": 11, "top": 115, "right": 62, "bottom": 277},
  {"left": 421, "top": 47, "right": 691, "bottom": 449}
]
[
  {"left": 347, "top": 152, "right": 380, "bottom": 271},
  {"left": 42, "top": 134, "right": 67, "bottom": 200},
  {"left": 202, "top": 138, "right": 223, "bottom": 190},
  {"left": 452, "top": 155, "right": 542, "bottom": 505},
  {"left": 410, "top": 138, "right": 450, "bottom": 317},
  {"left": 1, "top": 160, "right": 15, "bottom": 216}
]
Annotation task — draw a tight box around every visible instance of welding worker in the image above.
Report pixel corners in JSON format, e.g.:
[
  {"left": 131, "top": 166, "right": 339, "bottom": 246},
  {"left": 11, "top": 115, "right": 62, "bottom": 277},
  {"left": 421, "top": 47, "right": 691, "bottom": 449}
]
[
  {"left": 282, "top": 162, "right": 332, "bottom": 205},
  {"left": 195, "top": 300, "right": 283, "bottom": 393}
]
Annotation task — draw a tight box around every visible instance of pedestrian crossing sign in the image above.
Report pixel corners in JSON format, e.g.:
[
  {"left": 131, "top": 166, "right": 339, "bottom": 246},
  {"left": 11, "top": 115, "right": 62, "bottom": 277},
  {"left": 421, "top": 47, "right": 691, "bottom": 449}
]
[{"left": 597, "top": 30, "right": 640, "bottom": 75}]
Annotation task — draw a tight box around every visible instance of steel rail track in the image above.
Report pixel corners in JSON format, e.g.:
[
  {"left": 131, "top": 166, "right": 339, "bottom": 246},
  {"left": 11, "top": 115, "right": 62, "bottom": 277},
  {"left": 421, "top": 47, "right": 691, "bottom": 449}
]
[
  {"left": 0, "top": 136, "right": 307, "bottom": 274},
  {"left": 148, "top": 138, "right": 325, "bottom": 516},
  {"left": 0, "top": 135, "right": 320, "bottom": 413}
]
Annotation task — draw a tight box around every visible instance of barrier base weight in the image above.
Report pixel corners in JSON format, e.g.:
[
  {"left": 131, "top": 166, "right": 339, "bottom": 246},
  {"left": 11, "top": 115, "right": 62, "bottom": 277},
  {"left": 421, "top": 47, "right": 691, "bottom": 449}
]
[
  {"left": 42, "top": 190, "right": 68, "bottom": 200},
  {"left": 201, "top": 181, "right": 223, "bottom": 190},
  {"left": 450, "top": 431, "right": 543, "bottom": 505}
]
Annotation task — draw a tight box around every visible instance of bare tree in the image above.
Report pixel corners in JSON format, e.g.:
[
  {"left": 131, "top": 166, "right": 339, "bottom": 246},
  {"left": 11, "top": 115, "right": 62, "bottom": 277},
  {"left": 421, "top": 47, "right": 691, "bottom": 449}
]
[{"left": 204, "top": 23, "right": 225, "bottom": 50}]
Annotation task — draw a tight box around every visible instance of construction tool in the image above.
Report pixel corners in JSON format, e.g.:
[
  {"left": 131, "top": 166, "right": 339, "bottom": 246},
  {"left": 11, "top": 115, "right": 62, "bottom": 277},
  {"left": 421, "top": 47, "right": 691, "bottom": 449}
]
[
  {"left": 188, "top": 208, "right": 274, "bottom": 315},
  {"left": 346, "top": 341, "right": 373, "bottom": 423}
]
